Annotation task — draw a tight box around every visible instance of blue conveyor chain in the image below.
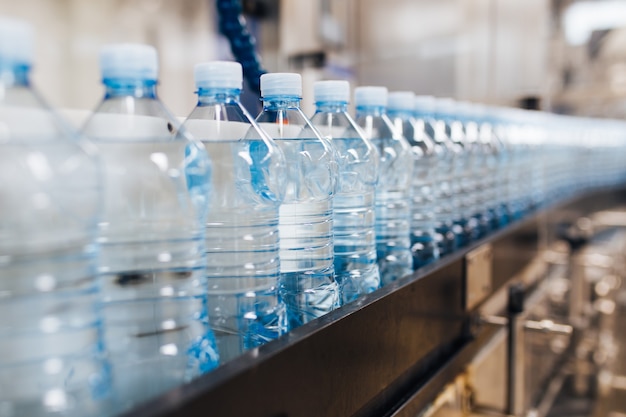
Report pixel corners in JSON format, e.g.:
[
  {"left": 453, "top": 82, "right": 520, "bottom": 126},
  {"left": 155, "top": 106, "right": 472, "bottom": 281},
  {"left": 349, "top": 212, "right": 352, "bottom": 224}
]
[{"left": 216, "top": 0, "right": 266, "bottom": 95}]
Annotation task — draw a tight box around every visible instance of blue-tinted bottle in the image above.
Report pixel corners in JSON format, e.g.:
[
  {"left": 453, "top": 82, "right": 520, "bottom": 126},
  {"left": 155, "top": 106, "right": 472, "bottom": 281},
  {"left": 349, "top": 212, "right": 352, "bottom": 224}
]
[
  {"left": 456, "top": 102, "right": 492, "bottom": 239},
  {"left": 0, "top": 17, "right": 107, "bottom": 417},
  {"left": 416, "top": 96, "right": 459, "bottom": 256},
  {"left": 492, "top": 107, "right": 520, "bottom": 220},
  {"left": 496, "top": 108, "right": 528, "bottom": 220},
  {"left": 477, "top": 105, "right": 509, "bottom": 229},
  {"left": 81, "top": 44, "right": 218, "bottom": 413},
  {"left": 525, "top": 111, "right": 545, "bottom": 212},
  {"left": 309, "top": 80, "right": 381, "bottom": 303},
  {"left": 354, "top": 87, "right": 414, "bottom": 285},
  {"left": 182, "top": 62, "right": 286, "bottom": 363},
  {"left": 434, "top": 98, "right": 478, "bottom": 247},
  {"left": 388, "top": 91, "right": 440, "bottom": 268},
  {"left": 255, "top": 73, "right": 339, "bottom": 329}
]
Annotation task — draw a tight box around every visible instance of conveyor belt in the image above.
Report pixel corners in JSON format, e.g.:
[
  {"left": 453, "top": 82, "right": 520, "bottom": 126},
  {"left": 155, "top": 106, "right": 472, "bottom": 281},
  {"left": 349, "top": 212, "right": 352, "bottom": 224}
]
[{"left": 119, "top": 187, "right": 626, "bottom": 417}]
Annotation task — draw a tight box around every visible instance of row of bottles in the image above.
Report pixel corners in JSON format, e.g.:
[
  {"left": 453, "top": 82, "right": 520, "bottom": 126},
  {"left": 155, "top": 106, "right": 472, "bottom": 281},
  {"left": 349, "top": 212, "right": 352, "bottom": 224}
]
[
  {"left": 3, "top": 17, "right": 626, "bottom": 417},
  {"left": 0, "top": 20, "right": 221, "bottom": 417}
]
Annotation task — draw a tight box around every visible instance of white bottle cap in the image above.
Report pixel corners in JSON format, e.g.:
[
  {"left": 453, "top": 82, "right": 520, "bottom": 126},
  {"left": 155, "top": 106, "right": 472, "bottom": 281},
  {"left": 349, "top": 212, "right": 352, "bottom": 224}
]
[
  {"left": 455, "top": 101, "right": 476, "bottom": 119},
  {"left": 354, "top": 86, "right": 388, "bottom": 107},
  {"left": 194, "top": 61, "right": 243, "bottom": 90},
  {"left": 388, "top": 91, "right": 415, "bottom": 112},
  {"left": 314, "top": 80, "right": 350, "bottom": 103},
  {"left": 0, "top": 17, "right": 34, "bottom": 65},
  {"left": 100, "top": 43, "right": 158, "bottom": 81},
  {"left": 435, "top": 97, "right": 456, "bottom": 114},
  {"left": 260, "top": 73, "right": 302, "bottom": 97},
  {"left": 472, "top": 103, "right": 487, "bottom": 119},
  {"left": 414, "top": 95, "right": 435, "bottom": 112}
]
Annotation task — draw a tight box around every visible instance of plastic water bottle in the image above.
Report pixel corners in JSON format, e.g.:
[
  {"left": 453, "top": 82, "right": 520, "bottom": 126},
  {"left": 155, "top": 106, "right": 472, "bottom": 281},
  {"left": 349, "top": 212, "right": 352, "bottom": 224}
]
[
  {"left": 434, "top": 98, "right": 477, "bottom": 247},
  {"left": 309, "top": 80, "right": 381, "bottom": 303},
  {"left": 477, "top": 105, "right": 509, "bottom": 229},
  {"left": 181, "top": 61, "right": 286, "bottom": 363},
  {"left": 0, "top": 18, "right": 107, "bottom": 417},
  {"left": 81, "top": 44, "right": 218, "bottom": 412},
  {"left": 388, "top": 91, "right": 441, "bottom": 269},
  {"left": 415, "top": 96, "right": 458, "bottom": 256},
  {"left": 354, "top": 87, "right": 413, "bottom": 285},
  {"left": 526, "top": 111, "right": 545, "bottom": 211},
  {"left": 255, "top": 73, "right": 339, "bottom": 329},
  {"left": 457, "top": 102, "right": 491, "bottom": 238},
  {"left": 492, "top": 107, "right": 519, "bottom": 221},
  {"left": 497, "top": 108, "right": 529, "bottom": 220}
]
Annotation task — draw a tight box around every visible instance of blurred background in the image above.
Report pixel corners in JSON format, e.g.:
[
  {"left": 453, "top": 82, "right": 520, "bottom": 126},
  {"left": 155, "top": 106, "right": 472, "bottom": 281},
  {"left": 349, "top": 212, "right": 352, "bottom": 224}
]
[{"left": 1, "top": 0, "right": 625, "bottom": 118}]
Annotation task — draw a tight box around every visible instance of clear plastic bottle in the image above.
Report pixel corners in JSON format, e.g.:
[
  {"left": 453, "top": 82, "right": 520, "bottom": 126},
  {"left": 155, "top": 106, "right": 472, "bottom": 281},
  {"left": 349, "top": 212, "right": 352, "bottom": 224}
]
[
  {"left": 0, "top": 17, "right": 107, "bottom": 417},
  {"left": 499, "top": 108, "right": 529, "bottom": 220},
  {"left": 492, "top": 107, "right": 519, "bottom": 220},
  {"left": 81, "top": 44, "right": 218, "bottom": 412},
  {"left": 354, "top": 86, "right": 413, "bottom": 285},
  {"left": 457, "top": 102, "right": 491, "bottom": 239},
  {"left": 309, "top": 80, "right": 381, "bottom": 303},
  {"left": 255, "top": 73, "right": 339, "bottom": 329},
  {"left": 477, "top": 105, "right": 509, "bottom": 229},
  {"left": 182, "top": 61, "right": 286, "bottom": 363},
  {"left": 526, "top": 111, "right": 546, "bottom": 211},
  {"left": 434, "top": 98, "right": 477, "bottom": 247},
  {"left": 417, "top": 96, "right": 459, "bottom": 256},
  {"left": 388, "top": 91, "right": 440, "bottom": 268}
]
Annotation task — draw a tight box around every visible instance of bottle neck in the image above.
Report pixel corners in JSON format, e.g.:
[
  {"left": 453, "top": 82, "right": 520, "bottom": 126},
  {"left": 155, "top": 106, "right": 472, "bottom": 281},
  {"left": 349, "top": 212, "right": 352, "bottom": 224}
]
[
  {"left": 196, "top": 88, "right": 241, "bottom": 105},
  {"left": 415, "top": 109, "right": 435, "bottom": 120},
  {"left": 315, "top": 101, "right": 348, "bottom": 113},
  {"left": 0, "top": 63, "right": 30, "bottom": 87},
  {"left": 387, "top": 109, "right": 413, "bottom": 120},
  {"left": 103, "top": 78, "right": 158, "bottom": 99},
  {"left": 435, "top": 112, "right": 454, "bottom": 123},
  {"left": 355, "top": 105, "right": 385, "bottom": 117},
  {"left": 262, "top": 95, "right": 301, "bottom": 110}
]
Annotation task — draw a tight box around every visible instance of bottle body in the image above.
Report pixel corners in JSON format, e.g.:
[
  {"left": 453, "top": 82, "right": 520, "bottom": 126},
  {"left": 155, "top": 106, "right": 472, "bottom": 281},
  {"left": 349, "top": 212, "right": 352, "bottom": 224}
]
[
  {"left": 462, "top": 115, "right": 491, "bottom": 239},
  {"left": 430, "top": 117, "right": 460, "bottom": 255},
  {"left": 310, "top": 103, "right": 380, "bottom": 303},
  {"left": 479, "top": 117, "right": 509, "bottom": 229},
  {"left": 355, "top": 108, "right": 413, "bottom": 285},
  {"left": 500, "top": 110, "right": 536, "bottom": 220},
  {"left": 441, "top": 115, "right": 478, "bottom": 247},
  {"left": 256, "top": 97, "right": 339, "bottom": 329},
  {"left": 493, "top": 116, "right": 519, "bottom": 221},
  {"left": 183, "top": 90, "right": 286, "bottom": 363},
  {"left": 82, "top": 86, "right": 218, "bottom": 412},
  {"left": 0, "top": 66, "right": 107, "bottom": 417},
  {"left": 389, "top": 110, "right": 441, "bottom": 269}
]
